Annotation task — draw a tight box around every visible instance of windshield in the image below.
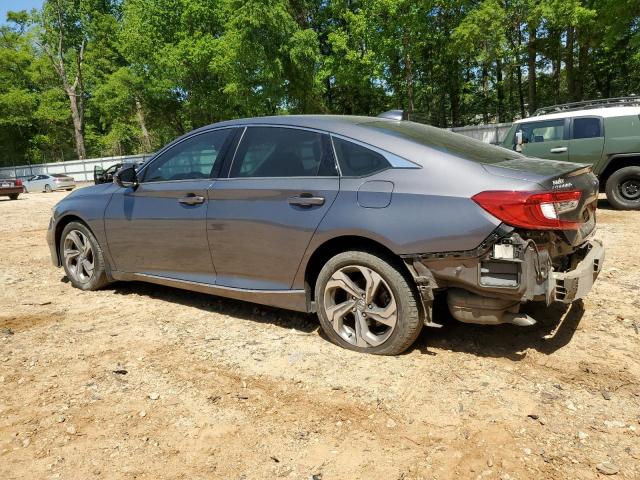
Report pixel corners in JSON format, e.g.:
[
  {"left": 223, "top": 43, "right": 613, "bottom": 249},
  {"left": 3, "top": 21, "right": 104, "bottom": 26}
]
[
  {"left": 0, "top": 172, "right": 13, "bottom": 179},
  {"left": 364, "top": 120, "right": 523, "bottom": 164}
]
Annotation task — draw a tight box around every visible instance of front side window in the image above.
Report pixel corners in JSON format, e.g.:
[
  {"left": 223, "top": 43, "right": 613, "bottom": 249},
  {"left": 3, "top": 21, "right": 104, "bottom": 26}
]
[
  {"left": 572, "top": 118, "right": 602, "bottom": 139},
  {"left": 143, "top": 129, "right": 232, "bottom": 182},
  {"left": 519, "top": 120, "right": 566, "bottom": 144},
  {"left": 230, "top": 127, "right": 336, "bottom": 178},
  {"left": 332, "top": 137, "right": 390, "bottom": 177}
]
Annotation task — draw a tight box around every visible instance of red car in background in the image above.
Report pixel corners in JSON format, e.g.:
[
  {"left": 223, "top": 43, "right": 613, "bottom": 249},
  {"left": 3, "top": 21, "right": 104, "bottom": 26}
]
[{"left": 0, "top": 172, "right": 23, "bottom": 200}]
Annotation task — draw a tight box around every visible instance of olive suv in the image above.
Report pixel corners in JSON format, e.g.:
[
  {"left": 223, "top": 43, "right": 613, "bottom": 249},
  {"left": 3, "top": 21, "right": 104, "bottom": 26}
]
[
  {"left": 502, "top": 97, "right": 640, "bottom": 210},
  {"left": 48, "top": 115, "right": 604, "bottom": 355}
]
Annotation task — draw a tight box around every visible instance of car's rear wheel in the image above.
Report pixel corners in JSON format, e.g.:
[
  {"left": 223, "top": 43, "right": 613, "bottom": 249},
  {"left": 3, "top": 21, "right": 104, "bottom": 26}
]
[
  {"left": 44, "top": 184, "right": 52, "bottom": 193},
  {"left": 315, "top": 251, "right": 423, "bottom": 355},
  {"left": 60, "top": 221, "right": 110, "bottom": 290},
  {"left": 605, "top": 166, "right": 640, "bottom": 210},
  {"left": 8, "top": 194, "right": 19, "bottom": 200}
]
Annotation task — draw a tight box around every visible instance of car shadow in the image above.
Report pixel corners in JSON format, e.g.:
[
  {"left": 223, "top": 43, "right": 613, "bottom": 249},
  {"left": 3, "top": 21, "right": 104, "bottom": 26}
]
[
  {"left": 0, "top": 197, "right": 25, "bottom": 201},
  {"left": 411, "top": 294, "right": 585, "bottom": 360},
  {"left": 69, "top": 277, "right": 584, "bottom": 360},
  {"left": 597, "top": 197, "right": 615, "bottom": 210},
  {"left": 107, "top": 280, "right": 319, "bottom": 334}
]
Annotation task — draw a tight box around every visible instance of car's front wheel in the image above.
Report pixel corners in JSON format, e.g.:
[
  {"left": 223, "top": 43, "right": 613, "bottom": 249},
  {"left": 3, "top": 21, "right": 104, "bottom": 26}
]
[
  {"left": 315, "top": 251, "right": 423, "bottom": 355},
  {"left": 605, "top": 166, "right": 640, "bottom": 210},
  {"left": 60, "top": 221, "right": 110, "bottom": 290}
]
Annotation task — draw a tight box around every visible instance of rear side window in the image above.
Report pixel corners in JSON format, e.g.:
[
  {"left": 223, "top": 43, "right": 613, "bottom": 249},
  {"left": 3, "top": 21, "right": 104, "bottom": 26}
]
[
  {"left": 572, "top": 118, "right": 602, "bottom": 139},
  {"left": 519, "top": 120, "right": 565, "bottom": 143},
  {"left": 230, "top": 127, "right": 336, "bottom": 178},
  {"left": 332, "top": 138, "right": 390, "bottom": 177}
]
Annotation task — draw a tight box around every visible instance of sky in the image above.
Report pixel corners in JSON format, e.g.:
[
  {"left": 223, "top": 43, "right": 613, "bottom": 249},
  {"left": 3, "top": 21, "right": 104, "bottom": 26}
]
[{"left": 1, "top": 0, "right": 43, "bottom": 24}]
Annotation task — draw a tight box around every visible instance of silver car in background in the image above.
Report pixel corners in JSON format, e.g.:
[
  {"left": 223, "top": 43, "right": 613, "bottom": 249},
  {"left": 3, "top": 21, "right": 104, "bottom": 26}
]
[{"left": 24, "top": 174, "right": 75, "bottom": 193}]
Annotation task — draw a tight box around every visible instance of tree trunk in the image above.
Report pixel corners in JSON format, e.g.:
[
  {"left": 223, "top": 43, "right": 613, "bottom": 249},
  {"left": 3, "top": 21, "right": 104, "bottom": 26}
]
[
  {"left": 577, "top": 27, "right": 589, "bottom": 100},
  {"left": 496, "top": 58, "right": 505, "bottom": 123},
  {"left": 552, "top": 30, "right": 561, "bottom": 104},
  {"left": 65, "top": 87, "right": 86, "bottom": 160},
  {"left": 566, "top": 26, "right": 576, "bottom": 101},
  {"left": 449, "top": 59, "right": 461, "bottom": 127},
  {"left": 135, "top": 98, "right": 152, "bottom": 152},
  {"left": 527, "top": 23, "right": 537, "bottom": 115},
  {"left": 402, "top": 31, "right": 414, "bottom": 120},
  {"left": 515, "top": 20, "right": 526, "bottom": 118},
  {"left": 482, "top": 62, "right": 489, "bottom": 123}
]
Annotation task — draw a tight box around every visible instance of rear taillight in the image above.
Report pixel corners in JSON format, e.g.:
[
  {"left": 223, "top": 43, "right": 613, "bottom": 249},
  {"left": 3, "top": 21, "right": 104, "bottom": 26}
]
[
  {"left": 14, "top": 179, "right": 22, "bottom": 186},
  {"left": 472, "top": 190, "right": 582, "bottom": 230}
]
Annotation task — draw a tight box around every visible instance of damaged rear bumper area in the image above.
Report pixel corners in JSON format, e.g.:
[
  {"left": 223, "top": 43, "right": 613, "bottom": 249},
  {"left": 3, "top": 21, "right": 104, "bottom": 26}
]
[{"left": 404, "top": 228, "right": 605, "bottom": 326}]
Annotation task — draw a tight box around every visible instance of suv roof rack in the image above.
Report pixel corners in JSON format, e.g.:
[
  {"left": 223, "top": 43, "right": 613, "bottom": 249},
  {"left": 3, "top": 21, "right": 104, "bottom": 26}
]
[{"left": 532, "top": 96, "right": 640, "bottom": 116}]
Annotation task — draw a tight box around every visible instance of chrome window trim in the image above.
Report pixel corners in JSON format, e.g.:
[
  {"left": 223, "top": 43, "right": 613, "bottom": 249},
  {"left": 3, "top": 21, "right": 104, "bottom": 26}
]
[{"left": 329, "top": 133, "right": 421, "bottom": 170}]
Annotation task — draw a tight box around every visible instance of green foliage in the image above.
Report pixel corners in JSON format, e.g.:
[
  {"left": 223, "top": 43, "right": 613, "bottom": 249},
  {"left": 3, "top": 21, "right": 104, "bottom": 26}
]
[{"left": 0, "top": 0, "right": 638, "bottom": 167}]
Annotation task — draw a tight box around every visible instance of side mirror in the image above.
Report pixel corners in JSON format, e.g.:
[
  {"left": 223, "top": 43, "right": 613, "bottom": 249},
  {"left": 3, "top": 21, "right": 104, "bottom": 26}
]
[
  {"left": 113, "top": 166, "right": 138, "bottom": 188},
  {"left": 515, "top": 131, "right": 524, "bottom": 152}
]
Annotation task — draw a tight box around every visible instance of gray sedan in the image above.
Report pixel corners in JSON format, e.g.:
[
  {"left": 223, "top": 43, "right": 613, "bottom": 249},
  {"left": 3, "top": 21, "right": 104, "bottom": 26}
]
[
  {"left": 46, "top": 115, "right": 604, "bottom": 355},
  {"left": 24, "top": 174, "right": 75, "bottom": 193}
]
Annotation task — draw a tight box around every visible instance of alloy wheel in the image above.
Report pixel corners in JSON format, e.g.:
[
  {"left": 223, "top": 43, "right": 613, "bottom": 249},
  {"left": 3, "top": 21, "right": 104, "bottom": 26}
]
[
  {"left": 323, "top": 265, "right": 397, "bottom": 348},
  {"left": 63, "top": 230, "right": 95, "bottom": 284}
]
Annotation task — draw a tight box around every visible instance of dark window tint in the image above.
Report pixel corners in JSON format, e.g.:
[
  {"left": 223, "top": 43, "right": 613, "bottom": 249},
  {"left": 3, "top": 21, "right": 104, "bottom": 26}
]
[
  {"left": 572, "top": 118, "right": 602, "bottom": 139},
  {"left": 332, "top": 138, "right": 390, "bottom": 176},
  {"left": 364, "top": 120, "right": 522, "bottom": 164},
  {"left": 143, "top": 129, "right": 231, "bottom": 182},
  {"left": 519, "top": 120, "right": 565, "bottom": 143},
  {"left": 230, "top": 127, "right": 335, "bottom": 177}
]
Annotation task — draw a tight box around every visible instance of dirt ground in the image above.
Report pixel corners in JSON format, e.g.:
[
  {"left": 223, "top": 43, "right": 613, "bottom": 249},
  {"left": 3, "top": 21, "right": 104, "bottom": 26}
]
[{"left": 0, "top": 189, "right": 639, "bottom": 480}]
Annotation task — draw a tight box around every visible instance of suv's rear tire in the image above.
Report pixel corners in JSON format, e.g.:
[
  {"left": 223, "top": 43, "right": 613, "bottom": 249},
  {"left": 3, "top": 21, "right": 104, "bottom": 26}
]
[
  {"left": 315, "top": 250, "right": 423, "bottom": 355},
  {"left": 60, "top": 221, "right": 110, "bottom": 290},
  {"left": 605, "top": 166, "right": 640, "bottom": 210},
  {"left": 8, "top": 194, "right": 19, "bottom": 200}
]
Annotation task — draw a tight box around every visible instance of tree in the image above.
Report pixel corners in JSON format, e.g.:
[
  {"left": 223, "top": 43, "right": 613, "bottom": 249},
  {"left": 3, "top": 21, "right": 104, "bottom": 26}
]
[{"left": 1, "top": 0, "right": 640, "bottom": 168}]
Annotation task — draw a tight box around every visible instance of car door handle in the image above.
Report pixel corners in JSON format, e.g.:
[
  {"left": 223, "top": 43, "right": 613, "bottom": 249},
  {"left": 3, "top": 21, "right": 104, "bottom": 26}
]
[
  {"left": 178, "top": 194, "right": 205, "bottom": 205},
  {"left": 288, "top": 194, "right": 325, "bottom": 207},
  {"left": 550, "top": 147, "right": 567, "bottom": 153}
]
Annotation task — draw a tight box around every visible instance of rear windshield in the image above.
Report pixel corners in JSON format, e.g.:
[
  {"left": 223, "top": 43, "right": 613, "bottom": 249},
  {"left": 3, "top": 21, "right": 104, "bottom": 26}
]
[
  {"left": 364, "top": 120, "right": 523, "bottom": 164},
  {"left": 51, "top": 174, "right": 69, "bottom": 178}
]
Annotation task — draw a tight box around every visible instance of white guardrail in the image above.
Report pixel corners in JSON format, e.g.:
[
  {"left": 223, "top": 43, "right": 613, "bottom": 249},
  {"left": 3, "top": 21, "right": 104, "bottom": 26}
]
[
  {"left": 0, "top": 123, "right": 512, "bottom": 181},
  {"left": 450, "top": 122, "right": 513, "bottom": 145},
  {"left": 0, "top": 154, "right": 153, "bottom": 182}
]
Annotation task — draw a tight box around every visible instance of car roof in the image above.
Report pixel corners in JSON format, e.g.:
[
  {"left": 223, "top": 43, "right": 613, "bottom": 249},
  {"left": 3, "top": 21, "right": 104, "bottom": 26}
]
[
  {"left": 171, "top": 114, "right": 522, "bottom": 169},
  {"left": 514, "top": 106, "right": 640, "bottom": 124},
  {"left": 202, "top": 114, "right": 384, "bottom": 133},
  {"left": 189, "top": 115, "right": 446, "bottom": 161}
]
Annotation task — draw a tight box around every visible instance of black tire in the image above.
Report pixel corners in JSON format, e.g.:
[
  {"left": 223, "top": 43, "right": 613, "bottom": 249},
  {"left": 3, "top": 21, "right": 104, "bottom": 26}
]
[
  {"left": 315, "top": 250, "right": 423, "bottom": 355},
  {"left": 605, "top": 166, "right": 640, "bottom": 210},
  {"left": 8, "top": 194, "right": 19, "bottom": 200},
  {"left": 44, "top": 184, "right": 52, "bottom": 193},
  {"left": 59, "top": 221, "right": 110, "bottom": 291}
]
